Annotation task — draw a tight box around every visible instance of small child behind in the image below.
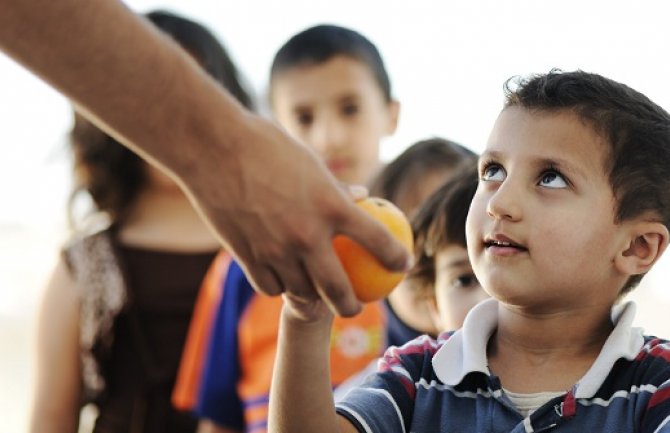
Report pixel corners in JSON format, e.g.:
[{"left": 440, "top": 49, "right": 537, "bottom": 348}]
[
  {"left": 333, "top": 163, "right": 487, "bottom": 402},
  {"left": 407, "top": 163, "right": 489, "bottom": 333},
  {"left": 269, "top": 70, "right": 670, "bottom": 432},
  {"left": 369, "top": 137, "right": 477, "bottom": 344}
]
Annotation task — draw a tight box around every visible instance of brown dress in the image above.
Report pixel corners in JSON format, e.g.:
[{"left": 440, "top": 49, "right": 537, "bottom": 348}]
[{"left": 65, "top": 227, "right": 217, "bottom": 433}]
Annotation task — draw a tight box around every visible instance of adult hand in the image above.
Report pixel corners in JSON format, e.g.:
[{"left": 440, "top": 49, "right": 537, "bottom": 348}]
[
  {"left": 179, "top": 112, "right": 410, "bottom": 317},
  {"left": 0, "top": 0, "right": 410, "bottom": 317}
]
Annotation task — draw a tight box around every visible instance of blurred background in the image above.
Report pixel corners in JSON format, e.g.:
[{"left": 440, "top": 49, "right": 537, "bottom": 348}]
[{"left": 2, "top": 0, "right": 670, "bottom": 430}]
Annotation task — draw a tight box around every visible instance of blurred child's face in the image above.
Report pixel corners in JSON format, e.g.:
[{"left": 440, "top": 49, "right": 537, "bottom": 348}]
[
  {"left": 387, "top": 278, "right": 440, "bottom": 337},
  {"left": 432, "top": 244, "right": 488, "bottom": 331},
  {"left": 466, "top": 107, "right": 626, "bottom": 311},
  {"left": 271, "top": 55, "right": 399, "bottom": 185},
  {"left": 395, "top": 169, "right": 455, "bottom": 219},
  {"left": 387, "top": 168, "right": 460, "bottom": 336}
]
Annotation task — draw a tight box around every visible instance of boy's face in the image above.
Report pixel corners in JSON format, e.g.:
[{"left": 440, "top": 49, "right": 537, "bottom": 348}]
[
  {"left": 271, "top": 55, "right": 399, "bottom": 185},
  {"left": 433, "top": 244, "right": 489, "bottom": 331},
  {"left": 466, "top": 107, "right": 627, "bottom": 311}
]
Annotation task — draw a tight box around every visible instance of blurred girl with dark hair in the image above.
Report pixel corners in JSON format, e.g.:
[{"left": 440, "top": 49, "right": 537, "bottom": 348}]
[{"left": 30, "top": 10, "right": 253, "bottom": 433}]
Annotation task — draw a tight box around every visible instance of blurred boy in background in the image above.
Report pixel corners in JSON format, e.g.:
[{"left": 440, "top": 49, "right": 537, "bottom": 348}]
[
  {"left": 178, "top": 24, "right": 399, "bottom": 433},
  {"left": 369, "top": 138, "right": 476, "bottom": 345}
]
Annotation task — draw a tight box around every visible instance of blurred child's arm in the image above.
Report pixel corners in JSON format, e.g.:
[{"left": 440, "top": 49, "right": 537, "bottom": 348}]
[
  {"left": 268, "top": 301, "right": 358, "bottom": 433},
  {"left": 29, "top": 257, "right": 81, "bottom": 433}
]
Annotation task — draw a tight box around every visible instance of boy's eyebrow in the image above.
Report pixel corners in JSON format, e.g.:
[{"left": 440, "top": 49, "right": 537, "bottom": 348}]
[
  {"left": 530, "top": 156, "right": 588, "bottom": 182},
  {"left": 289, "top": 93, "right": 360, "bottom": 112},
  {"left": 291, "top": 104, "right": 312, "bottom": 113},
  {"left": 479, "top": 151, "right": 587, "bottom": 181},
  {"left": 479, "top": 150, "right": 500, "bottom": 161},
  {"left": 337, "top": 93, "right": 360, "bottom": 104}
]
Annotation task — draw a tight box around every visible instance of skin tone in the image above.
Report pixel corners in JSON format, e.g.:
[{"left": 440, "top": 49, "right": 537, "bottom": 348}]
[
  {"left": 30, "top": 162, "right": 219, "bottom": 433},
  {"left": 267, "top": 106, "right": 668, "bottom": 433},
  {"left": 429, "top": 244, "right": 489, "bottom": 332},
  {"left": 0, "top": 0, "right": 410, "bottom": 319},
  {"left": 271, "top": 55, "right": 399, "bottom": 186},
  {"left": 31, "top": 258, "right": 81, "bottom": 433},
  {"left": 385, "top": 278, "right": 438, "bottom": 335}
]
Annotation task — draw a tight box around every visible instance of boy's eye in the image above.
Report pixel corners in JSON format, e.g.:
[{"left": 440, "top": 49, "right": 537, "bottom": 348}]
[
  {"left": 539, "top": 170, "right": 568, "bottom": 189},
  {"left": 341, "top": 103, "right": 359, "bottom": 117},
  {"left": 450, "top": 273, "right": 479, "bottom": 290},
  {"left": 296, "top": 111, "right": 313, "bottom": 126},
  {"left": 481, "top": 164, "right": 506, "bottom": 182}
]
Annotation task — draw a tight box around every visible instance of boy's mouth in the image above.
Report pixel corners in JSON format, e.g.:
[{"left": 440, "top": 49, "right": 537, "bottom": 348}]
[
  {"left": 483, "top": 235, "right": 528, "bottom": 253},
  {"left": 326, "top": 158, "right": 351, "bottom": 174}
]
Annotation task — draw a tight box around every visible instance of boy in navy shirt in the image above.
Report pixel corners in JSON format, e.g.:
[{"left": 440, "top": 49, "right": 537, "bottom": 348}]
[{"left": 269, "top": 70, "right": 670, "bottom": 432}]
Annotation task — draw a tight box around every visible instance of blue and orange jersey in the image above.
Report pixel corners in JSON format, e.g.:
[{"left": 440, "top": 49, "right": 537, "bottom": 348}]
[
  {"left": 172, "top": 252, "right": 232, "bottom": 410},
  {"left": 176, "top": 251, "right": 387, "bottom": 432}
]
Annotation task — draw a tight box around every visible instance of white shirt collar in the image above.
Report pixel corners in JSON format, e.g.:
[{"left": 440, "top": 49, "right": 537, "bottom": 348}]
[{"left": 432, "top": 298, "right": 644, "bottom": 398}]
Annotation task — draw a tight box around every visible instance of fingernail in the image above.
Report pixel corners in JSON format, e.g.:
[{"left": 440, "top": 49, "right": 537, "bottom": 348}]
[
  {"left": 404, "top": 255, "right": 414, "bottom": 271},
  {"left": 347, "top": 184, "right": 368, "bottom": 201}
]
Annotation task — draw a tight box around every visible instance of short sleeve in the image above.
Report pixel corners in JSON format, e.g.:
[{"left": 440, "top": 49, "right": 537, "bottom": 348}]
[{"left": 335, "top": 336, "right": 441, "bottom": 433}]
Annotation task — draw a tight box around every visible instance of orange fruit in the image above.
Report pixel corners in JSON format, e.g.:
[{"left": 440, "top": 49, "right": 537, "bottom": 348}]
[{"left": 333, "top": 197, "right": 414, "bottom": 302}]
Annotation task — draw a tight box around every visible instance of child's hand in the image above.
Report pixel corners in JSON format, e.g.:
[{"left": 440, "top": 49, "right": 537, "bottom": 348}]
[
  {"left": 282, "top": 292, "right": 334, "bottom": 324},
  {"left": 279, "top": 184, "right": 365, "bottom": 323}
]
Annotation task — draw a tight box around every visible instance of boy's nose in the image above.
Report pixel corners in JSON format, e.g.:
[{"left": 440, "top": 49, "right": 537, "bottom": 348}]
[
  {"left": 311, "top": 118, "right": 347, "bottom": 153},
  {"left": 486, "top": 181, "right": 522, "bottom": 222}
]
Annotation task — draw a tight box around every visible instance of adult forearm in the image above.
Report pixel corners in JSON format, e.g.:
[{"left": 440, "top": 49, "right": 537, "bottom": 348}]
[
  {"left": 0, "top": 0, "right": 411, "bottom": 318},
  {"left": 0, "top": 0, "right": 244, "bottom": 174},
  {"left": 269, "top": 308, "right": 341, "bottom": 433}
]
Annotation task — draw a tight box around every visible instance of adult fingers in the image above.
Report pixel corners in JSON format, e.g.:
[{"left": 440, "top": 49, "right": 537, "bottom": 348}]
[
  {"left": 242, "top": 252, "right": 321, "bottom": 304},
  {"left": 242, "top": 262, "right": 284, "bottom": 297},
  {"left": 273, "top": 259, "right": 322, "bottom": 303},
  {"left": 303, "top": 239, "right": 362, "bottom": 317},
  {"left": 337, "top": 201, "right": 412, "bottom": 273},
  {"left": 343, "top": 184, "right": 368, "bottom": 201}
]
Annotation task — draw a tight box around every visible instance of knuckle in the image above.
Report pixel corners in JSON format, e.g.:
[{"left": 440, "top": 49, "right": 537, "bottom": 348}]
[
  {"left": 248, "top": 272, "right": 281, "bottom": 296},
  {"left": 287, "top": 221, "right": 323, "bottom": 253},
  {"left": 321, "top": 282, "right": 352, "bottom": 308},
  {"left": 254, "top": 242, "right": 285, "bottom": 263}
]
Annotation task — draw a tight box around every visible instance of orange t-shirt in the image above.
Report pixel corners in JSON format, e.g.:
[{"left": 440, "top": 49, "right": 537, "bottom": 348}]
[{"left": 174, "top": 252, "right": 386, "bottom": 432}]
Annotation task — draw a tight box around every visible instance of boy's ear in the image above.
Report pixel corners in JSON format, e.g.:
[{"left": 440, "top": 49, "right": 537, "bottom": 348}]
[
  {"left": 385, "top": 100, "right": 400, "bottom": 135},
  {"left": 615, "top": 221, "right": 669, "bottom": 276}
]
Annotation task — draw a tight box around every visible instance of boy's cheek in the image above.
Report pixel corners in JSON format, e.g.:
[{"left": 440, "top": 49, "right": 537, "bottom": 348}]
[{"left": 465, "top": 208, "right": 484, "bottom": 246}]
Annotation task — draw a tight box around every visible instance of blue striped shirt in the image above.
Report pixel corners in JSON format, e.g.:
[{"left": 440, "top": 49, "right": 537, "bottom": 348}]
[{"left": 336, "top": 299, "right": 670, "bottom": 432}]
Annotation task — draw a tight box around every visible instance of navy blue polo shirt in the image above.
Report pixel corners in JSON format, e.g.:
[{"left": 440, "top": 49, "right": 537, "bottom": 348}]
[{"left": 336, "top": 299, "right": 670, "bottom": 432}]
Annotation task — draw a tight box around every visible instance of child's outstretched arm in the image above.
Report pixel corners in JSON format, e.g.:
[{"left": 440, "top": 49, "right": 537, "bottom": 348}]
[{"left": 268, "top": 298, "right": 358, "bottom": 433}]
